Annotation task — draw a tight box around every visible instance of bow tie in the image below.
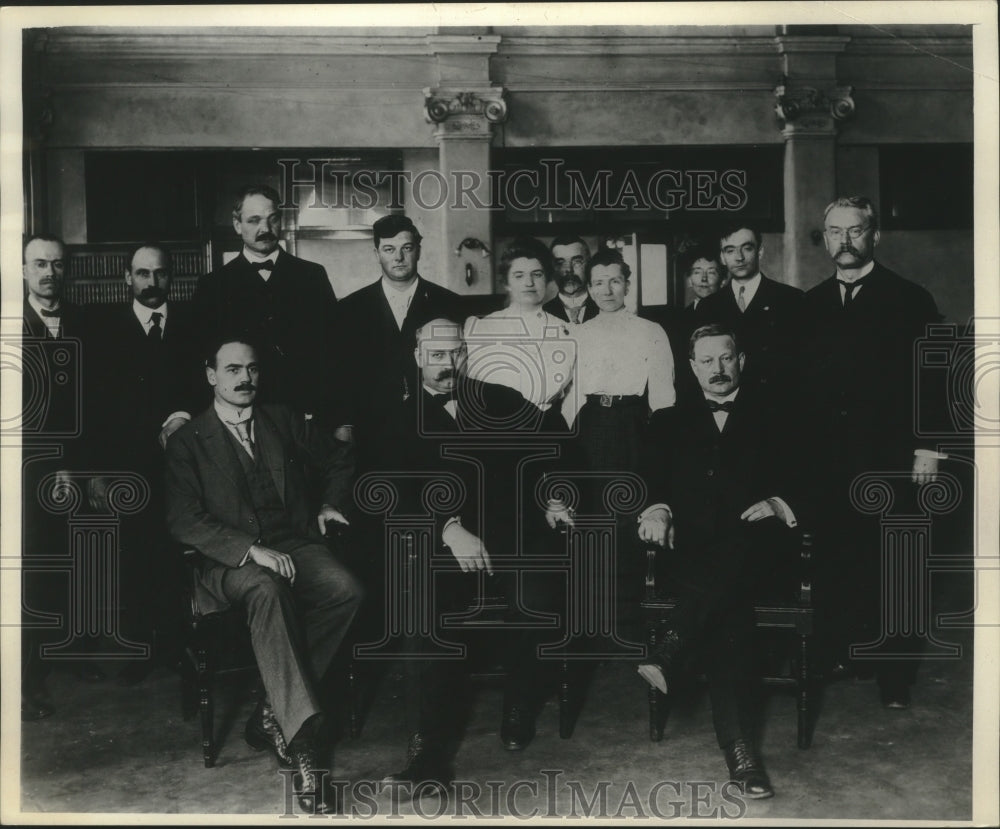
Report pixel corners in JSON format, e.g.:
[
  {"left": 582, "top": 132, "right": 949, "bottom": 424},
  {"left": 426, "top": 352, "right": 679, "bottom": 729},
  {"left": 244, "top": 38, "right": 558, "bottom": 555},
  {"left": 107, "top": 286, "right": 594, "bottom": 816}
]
[
  {"left": 38, "top": 308, "right": 61, "bottom": 318},
  {"left": 705, "top": 399, "right": 735, "bottom": 413},
  {"left": 427, "top": 392, "right": 454, "bottom": 409},
  {"left": 251, "top": 259, "right": 275, "bottom": 271}
]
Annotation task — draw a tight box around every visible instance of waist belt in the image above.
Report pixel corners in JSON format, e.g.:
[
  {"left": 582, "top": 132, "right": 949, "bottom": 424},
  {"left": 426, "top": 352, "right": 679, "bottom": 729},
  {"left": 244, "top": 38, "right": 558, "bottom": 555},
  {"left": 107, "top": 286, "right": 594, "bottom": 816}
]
[{"left": 585, "top": 394, "right": 644, "bottom": 408}]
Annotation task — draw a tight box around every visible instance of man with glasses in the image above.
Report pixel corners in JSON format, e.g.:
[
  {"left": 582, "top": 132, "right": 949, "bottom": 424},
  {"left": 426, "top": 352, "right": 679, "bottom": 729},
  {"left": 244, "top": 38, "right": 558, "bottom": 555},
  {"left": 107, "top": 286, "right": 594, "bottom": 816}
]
[{"left": 802, "top": 195, "right": 943, "bottom": 709}]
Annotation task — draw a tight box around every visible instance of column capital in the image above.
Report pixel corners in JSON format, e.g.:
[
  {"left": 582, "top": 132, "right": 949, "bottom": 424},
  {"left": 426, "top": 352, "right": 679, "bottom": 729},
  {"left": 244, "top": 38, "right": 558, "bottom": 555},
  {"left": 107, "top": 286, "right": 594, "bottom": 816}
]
[
  {"left": 774, "top": 83, "right": 854, "bottom": 137},
  {"left": 424, "top": 86, "right": 508, "bottom": 139}
]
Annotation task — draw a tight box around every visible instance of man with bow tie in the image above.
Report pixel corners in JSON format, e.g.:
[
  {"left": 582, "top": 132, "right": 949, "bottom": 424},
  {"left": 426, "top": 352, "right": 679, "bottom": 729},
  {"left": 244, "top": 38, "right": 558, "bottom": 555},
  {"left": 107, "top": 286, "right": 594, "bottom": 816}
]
[
  {"left": 634, "top": 323, "right": 809, "bottom": 800},
  {"left": 165, "top": 336, "right": 362, "bottom": 814},
  {"left": 86, "top": 244, "right": 203, "bottom": 684},
  {"left": 191, "top": 184, "right": 340, "bottom": 428},
  {"left": 380, "top": 318, "right": 573, "bottom": 798},
  {"left": 802, "top": 196, "right": 943, "bottom": 709}
]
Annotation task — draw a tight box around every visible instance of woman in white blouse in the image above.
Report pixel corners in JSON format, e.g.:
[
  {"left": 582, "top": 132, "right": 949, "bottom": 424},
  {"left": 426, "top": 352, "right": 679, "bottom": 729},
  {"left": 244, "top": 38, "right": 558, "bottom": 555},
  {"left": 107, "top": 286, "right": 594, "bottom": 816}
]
[
  {"left": 571, "top": 246, "right": 676, "bottom": 475},
  {"left": 463, "top": 237, "right": 576, "bottom": 424}
]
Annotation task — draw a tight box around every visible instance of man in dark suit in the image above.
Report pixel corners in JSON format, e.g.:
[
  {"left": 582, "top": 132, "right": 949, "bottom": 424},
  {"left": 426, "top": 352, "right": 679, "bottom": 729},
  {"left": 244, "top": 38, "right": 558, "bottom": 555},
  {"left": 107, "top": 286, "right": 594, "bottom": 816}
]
[
  {"left": 191, "top": 184, "right": 340, "bottom": 426},
  {"left": 87, "top": 244, "right": 203, "bottom": 684},
  {"left": 635, "top": 323, "right": 808, "bottom": 800},
  {"left": 331, "top": 214, "right": 464, "bottom": 472},
  {"left": 802, "top": 195, "right": 943, "bottom": 709},
  {"left": 381, "top": 318, "right": 573, "bottom": 797},
  {"left": 695, "top": 223, "right": 803, "bottom": 406},
  {"left": 21, "top": 234, "right": 103, "bottom": 719},
  {"left": 165, "top": 337, "right": 362, "bottom": 814},
  {"left": 543, "top": 235, "right": 600, "bottom": 324}
]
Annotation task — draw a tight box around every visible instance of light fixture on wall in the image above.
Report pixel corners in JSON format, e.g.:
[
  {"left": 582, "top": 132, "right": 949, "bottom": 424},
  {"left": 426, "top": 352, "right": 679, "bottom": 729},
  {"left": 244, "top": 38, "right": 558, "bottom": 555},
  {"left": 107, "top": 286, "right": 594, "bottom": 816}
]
[{"left": 455, "top": 237, "right": 492, "bottom": 286}]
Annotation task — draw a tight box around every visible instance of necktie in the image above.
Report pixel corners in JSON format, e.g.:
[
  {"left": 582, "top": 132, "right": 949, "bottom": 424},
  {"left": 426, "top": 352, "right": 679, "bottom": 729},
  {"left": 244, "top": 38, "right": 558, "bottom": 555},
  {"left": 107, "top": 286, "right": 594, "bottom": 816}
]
[
  {"left": 705, "top": 399, "right": 735, "bottom": 413},
  {"left": 838, "top": 278, "right": 864, "bottom": 307},
  {"left": 148, "top": 312, "right": 163, "bottom": 341},
  {"left": 39, "top": 308, "right": 60, "bottom": 318},
  {"left": 567, "top": 304, "right": 582, "bottom": 324},
  {"left": 229, "top": 420, "right": 255, "bottom": 457},
  {"left": 737, "top": 285, "right": 747, "bottom": 313}
]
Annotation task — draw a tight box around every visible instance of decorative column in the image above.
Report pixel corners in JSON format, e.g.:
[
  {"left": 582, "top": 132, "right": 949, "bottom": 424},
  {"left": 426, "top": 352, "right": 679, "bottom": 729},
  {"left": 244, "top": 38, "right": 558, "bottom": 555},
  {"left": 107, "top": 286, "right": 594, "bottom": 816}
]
[
  {"left": 850, "top": 472, "right": 964, "bottom": 660},
  {"left": 774, "top": 36, "right": 853, "bottom": 289},
  {"left": 424, "top": 35, "right": 506, "bottom": 295}
]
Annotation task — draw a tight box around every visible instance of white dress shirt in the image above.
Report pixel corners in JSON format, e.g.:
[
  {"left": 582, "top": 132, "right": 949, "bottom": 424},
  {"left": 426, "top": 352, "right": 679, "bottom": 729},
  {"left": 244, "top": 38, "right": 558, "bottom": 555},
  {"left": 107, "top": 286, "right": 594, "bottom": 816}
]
[
  {"left": 567, "top": 309, "right": 676, "bottom": 426},
  {"left": 243, "top": 247, "right": 279, "bottom": 281},
  {"left": 730, "top": 272, "right": 762, "bottom": 310},
  {"left": 382, "top": 277, "right": 419, "bottom": 331},
  {"left": 463, "top": 308, "right": 575, "bottom": 414},
  {"left": 214, "top": 400, "right": 255, "bottom": 458},
  {"left": 27, "top": 295, "right": 62, "bottom": 338},
  {"left": 132, "top": 299, "right": 168, "bottom": 336}
]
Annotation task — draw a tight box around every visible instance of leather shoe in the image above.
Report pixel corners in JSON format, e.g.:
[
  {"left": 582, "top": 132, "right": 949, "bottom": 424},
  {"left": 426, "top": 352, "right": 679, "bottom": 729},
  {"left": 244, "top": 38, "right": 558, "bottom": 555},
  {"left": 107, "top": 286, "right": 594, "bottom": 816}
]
[
  {"left": 637, "top": 630, "right": 683, "bottom": 695},
  {"left": 245, "top": 701, "right": 294, "bottom": 767},
  {"left": 723, "top": 738, "right": 773, "bottom": 799},
  {"left": 21, "top": 691, "right": 55, "bottom": 722},
  {"left": 288, "top": 721, "right": 337, "bottom": 815},
  {"left": 500, "top": 705, "right": 536, "bottom": 751},
  {"left": 879, "top": 681, "right": 912, "bottom": 710},
  {"left": 382, "top": 733, "right": 451, "bottom": 799}
]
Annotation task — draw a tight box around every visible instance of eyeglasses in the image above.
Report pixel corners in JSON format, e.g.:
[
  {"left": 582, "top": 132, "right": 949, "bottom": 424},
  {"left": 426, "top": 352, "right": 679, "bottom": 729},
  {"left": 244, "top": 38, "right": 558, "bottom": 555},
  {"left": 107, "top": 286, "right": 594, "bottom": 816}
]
[{"left": 825, "top": 225, "right": 871, "bottom": 241}]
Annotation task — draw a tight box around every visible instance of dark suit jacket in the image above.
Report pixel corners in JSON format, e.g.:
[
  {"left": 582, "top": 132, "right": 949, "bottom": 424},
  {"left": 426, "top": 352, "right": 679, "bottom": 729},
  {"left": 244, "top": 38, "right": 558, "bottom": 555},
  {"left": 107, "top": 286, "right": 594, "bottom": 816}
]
[
  {"left": 21, "top": 298, "right": 90, "bottom": 453},
  {"left": 333, "top": 276, "right": 465, "bottom": 466},
  {"left": 86, "top": 302, "right": 203, "bottom": 473},
  {"left": 543, "top": 294, "right": 600, "bottom": 325},
  {"left": 801, "top": 261, "right": 941, "bottom": 477},
  {"left": 191, "top": 250, "right": 338, "bottom": 420},
  {"left": 165, "top": 403, "right": 354, "bottom": 571},
  {"left": 397, "top": 377, "right": 574, "bottom": 548},
  {"left": 695, "top": 274, "right": 804, "bottom": 403},
  {"left": 644, "top": 384, "right": 810, "bottom": 550}
]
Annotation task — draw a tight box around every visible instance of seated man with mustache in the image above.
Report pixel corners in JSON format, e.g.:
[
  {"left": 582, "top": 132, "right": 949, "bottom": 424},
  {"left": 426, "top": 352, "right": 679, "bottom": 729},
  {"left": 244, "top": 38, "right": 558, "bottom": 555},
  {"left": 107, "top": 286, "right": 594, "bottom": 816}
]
[
  {"left": 635, "top": 323, "right": 810, "bottom": 801},
  {"left": 165, "top": 336, "right": 362, "bottom": 814}
]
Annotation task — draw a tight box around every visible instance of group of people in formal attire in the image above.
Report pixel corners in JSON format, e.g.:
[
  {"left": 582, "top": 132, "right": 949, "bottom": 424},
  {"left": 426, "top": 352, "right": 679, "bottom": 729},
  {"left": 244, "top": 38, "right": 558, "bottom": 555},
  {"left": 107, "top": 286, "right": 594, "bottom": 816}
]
[{"left": 20, "top": 183, "right": 943, "bottom": 811}]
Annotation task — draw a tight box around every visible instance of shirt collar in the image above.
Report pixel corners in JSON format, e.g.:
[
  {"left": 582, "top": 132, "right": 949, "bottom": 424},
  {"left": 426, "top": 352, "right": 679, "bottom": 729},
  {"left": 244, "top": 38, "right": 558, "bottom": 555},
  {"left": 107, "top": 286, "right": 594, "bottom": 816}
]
[
  {"left": 703, "top": 387, "right": 740, "bottom": 405},
  {"left": 214, "top": 399, "right": 254, "bottom": 425},
  {"left": 560, "top": 292, "right": 588, "bottom": 309},
  {"left": 731, "top": 272, "right": 761, "bottom": 298},
  {"left": 381, "top": 275, "right": 419, "bottom": 301},
  {"left": 836, "top": 259, "right": 876, "bottom": 283},
  {"left": 27, "top": 294, "right": 60, "bottom": 318},
  {"left": 132, "top": 299, "right": 167, "bottom": 325},
  {"left": 242, "top": 246, "right": 280, "bottom": 266}
]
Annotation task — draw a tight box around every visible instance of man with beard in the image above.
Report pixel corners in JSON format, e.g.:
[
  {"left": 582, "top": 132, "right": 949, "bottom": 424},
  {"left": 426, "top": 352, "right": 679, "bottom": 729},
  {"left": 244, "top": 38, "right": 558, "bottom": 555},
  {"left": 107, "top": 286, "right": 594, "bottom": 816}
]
[
  {"left": 635, "top": 324, "right": 807, "bottom": 800},
  {"left": 191, "top": 184, "right": 340, "bottom": 427},
  {"left": 802, "top": 196, "right": 943, "bottom": 708},
  {"left": 543, "top": 235, "right": 599, "bottom": 325},
  {"left": 87, "top": 243, "right": 203, "bottom": 684},
  {"left": 165, "top": 337, "right": 362, "bottom": 814}
]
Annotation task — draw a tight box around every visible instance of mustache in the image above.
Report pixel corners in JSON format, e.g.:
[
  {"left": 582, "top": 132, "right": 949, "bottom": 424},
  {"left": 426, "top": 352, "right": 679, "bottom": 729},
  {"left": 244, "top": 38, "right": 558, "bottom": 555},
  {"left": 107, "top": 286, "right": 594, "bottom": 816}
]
[
  {"left": 139, "top": 286, "right": 166, "bottom": 299},
  {"left": 234, "top": 383, "right": 256, "bottom": 392},
  {"left": 838, "top": 245, "right": 860, "bottom": 256},
  {"left": 255, "top": 232, "right": 277, "bottom": 242},
  {"left": 709, "top": 374, "right": 732, "bottom": 384},
  {"left": 434, "top": 368, "right": 456, "bottom": 380}
]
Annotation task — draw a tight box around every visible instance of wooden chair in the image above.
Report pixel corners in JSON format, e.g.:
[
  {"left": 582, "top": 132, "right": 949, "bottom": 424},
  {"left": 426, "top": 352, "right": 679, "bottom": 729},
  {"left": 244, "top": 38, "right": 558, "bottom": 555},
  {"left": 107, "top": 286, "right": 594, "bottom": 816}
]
[
  {"left": 179, "top": 548, "right": 360, "bottom": 767},
  {"left": 639, "top": 532, "right": 815, "bottom": 749}
]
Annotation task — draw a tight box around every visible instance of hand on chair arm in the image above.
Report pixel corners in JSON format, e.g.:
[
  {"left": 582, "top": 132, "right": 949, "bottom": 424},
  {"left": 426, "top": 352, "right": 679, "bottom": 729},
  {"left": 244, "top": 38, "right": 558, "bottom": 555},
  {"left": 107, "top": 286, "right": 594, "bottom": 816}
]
[
  {"left": 638, "top": 504, "right": 674, "bottom": 549},
  {"left": 442, "top": 518, "right": 493, "bottom": 575}
]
